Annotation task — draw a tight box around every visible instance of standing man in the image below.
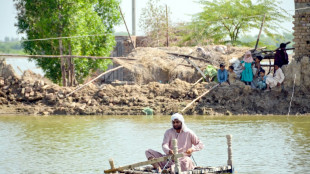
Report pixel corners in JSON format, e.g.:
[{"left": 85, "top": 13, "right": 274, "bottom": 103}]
[
  {"left": 145, "top": 113, "right": 204, "bottom": 172},
  {"left": 274, "top": 43, "right": 289, "bottom": 68}
]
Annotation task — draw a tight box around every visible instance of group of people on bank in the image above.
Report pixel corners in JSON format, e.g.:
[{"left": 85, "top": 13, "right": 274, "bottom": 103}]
[
  {"left": 217, "top": 43, "right": 289, "bottom": 91},
  {"left": 141, "top": 45, "right": 290, "bottom": 173}
]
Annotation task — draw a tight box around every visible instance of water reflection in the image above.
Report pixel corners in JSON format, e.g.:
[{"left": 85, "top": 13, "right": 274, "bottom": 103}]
[{"left": 0, "top": 115, "right": 309, "bottom": 174}]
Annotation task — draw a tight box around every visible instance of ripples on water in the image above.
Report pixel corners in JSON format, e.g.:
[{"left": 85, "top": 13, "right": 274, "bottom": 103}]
[{"left": 0, "top": 115, "right": 309, "bottom": 174}]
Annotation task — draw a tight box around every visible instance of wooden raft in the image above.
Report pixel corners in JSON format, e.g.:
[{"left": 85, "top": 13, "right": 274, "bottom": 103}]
[
  {"left": 119, "top": 165, "right": 233, "bottom": 174},
  {"left": 104, "top": 136, "right": 234, "bottom": 174}
]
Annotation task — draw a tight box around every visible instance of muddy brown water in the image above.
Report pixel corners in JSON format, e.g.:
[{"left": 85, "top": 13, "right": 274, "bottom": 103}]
[{"left": 0, "top": 115, "right": 309, "bottom": 174}]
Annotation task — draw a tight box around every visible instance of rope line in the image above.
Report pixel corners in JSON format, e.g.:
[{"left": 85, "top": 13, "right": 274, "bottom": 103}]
[
  {"left": 192, "top": 155, "right": 198, "bottom": 166},
  {"left": 0, "top": 34, "right": 108, "bottom": 43},
  {"left": 162, "top": 155, "right": 172, "bottom": 171}
]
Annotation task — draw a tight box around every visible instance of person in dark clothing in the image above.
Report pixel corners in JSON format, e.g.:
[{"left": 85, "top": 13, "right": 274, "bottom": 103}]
[{"left": 274, "top": 43, "right": 289, "bottom": 68}]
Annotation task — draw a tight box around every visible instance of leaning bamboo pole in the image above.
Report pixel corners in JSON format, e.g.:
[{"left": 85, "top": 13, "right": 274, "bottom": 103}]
[
  {"left": 181, "top": 84, "right": 219, "bottom": 113},
  {"left": 254, "top": 14, "right": 266, "bottom": 52},
  {"left": 119, "top": 6, "right": 135, "bottom": 49},
  {"left": 66, "top": 66, "right": 124, "bottom": 97},
  {"left": 192, "top": 77, "right": 204, "bottom": 87}
]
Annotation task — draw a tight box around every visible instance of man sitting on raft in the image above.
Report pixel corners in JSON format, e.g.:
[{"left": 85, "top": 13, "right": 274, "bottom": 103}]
[{"left": 145, "top": 113, "right": 204, "bottom": 173}]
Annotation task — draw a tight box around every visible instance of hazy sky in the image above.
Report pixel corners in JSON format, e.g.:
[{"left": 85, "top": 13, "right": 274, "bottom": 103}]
[{"left": 0, "top": 0, "right": 295, "bottom": 41}]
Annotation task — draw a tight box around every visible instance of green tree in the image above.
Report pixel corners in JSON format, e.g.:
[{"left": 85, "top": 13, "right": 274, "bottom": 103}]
[
  {"left": 14, "top": 0, "right": 121, "bottom": 85},
  {"left": 188, "top": 0, "right": 289, "bottom": 45},
  {"left": 239, "top": 32, "right": 294, "bottom": 49}
]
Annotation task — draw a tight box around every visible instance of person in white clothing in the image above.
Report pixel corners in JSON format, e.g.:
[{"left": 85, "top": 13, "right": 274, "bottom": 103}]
[{"left": 266, "top": 64, "right": 285, "bottom": 91}]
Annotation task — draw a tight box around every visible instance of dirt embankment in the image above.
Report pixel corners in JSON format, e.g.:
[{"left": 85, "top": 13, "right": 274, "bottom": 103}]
[
  {"left": 114, "top": 46, "right": 249, "bottom": 84},
  {"left": 1, "top": 50, "right": 310, "bottom": 116}
]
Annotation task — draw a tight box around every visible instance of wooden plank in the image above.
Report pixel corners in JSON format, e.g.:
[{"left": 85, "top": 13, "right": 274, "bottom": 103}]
[
  {"left": 104, "top": 153, "right": 184, "bottom": 173},
  {"left": 260, "top": 47, "right": 294, "bottom": 53},
  {"left": 120, "top": 165, "right": 233, "bottom": 174}
]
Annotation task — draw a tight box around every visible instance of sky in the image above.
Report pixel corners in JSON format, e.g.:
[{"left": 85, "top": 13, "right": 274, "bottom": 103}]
[{"left": 0, "top": 0, "right": 295, "bottom": 41}]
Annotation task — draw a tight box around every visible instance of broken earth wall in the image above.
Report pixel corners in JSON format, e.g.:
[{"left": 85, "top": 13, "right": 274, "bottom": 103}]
[
  {"left": 293, "top": 0, "right": 310, "bottom": 60},
  {"left": 282, "top": 1, "right": 310, "bottom": 92}
]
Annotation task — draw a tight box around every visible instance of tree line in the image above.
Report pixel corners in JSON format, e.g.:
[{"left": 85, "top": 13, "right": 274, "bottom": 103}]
[
  {"left": 139, "top": 0, "right": 291, "bottom": 48},
  {"left": 0, "top": 37, "right": 23, "bottom": 54}
]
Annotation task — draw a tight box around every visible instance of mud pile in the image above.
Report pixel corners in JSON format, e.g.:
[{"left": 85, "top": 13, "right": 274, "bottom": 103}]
[
  {"left": 0, "top": 64, "right": 207, "bottom": 115},
  {"left": 114, "top": 46, "right": 250, "bottom": 84}
]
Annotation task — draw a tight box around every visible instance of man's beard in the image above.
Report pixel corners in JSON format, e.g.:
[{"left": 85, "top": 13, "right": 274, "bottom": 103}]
[{"left": 173, "top": 125, "right": 182, "bottom": 130}]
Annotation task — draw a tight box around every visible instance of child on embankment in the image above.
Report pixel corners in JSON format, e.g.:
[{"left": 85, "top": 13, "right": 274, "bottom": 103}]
[
  {"left": 217, "top": 64, "right": 228, "bottom": 85},
  {"left": 265, "top": 64, "right": 285, "bottom": 91},
  {"left": 241, "top": 51, "right": 254, "bottom": 85},
  {"left": 228, "top": 65, "right": 236, "bottom": 84},
  {"left": 257, "top": 69, "right": 267, "bottom": 90},
  {"left": 252, "top": 56, "right": 263, "bottom": 88}
]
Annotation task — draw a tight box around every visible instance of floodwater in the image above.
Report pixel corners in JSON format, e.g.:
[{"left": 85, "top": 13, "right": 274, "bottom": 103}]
[
  {"left": 0, "top": 115, "right": 309, "bottom": 174},
  {"left": 4, "top": 57, "right": 44, "bottom": 76}
]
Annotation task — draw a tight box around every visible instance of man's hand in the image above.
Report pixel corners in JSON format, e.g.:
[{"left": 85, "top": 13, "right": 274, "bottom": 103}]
[
  {"left": 169, "top": 150, "right": 174, "bottom": 155},
  {"left": 186, "top": 148, "right": 193, "bottom": 155}
]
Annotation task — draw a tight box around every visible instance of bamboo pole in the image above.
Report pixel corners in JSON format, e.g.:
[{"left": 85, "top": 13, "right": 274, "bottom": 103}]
[
  {"left": 0, "top": 54, "right": 133, "bottom": 60},
  {"left": 132, "top": 0, "right": 136, "bottom": 36},
  {"left": 104, "top": 153, "right": 184, "bottom": 173},
  {"left": 192, "top": 77, "right": 203, "bottom": 87},
  {"left": 17, "top": 66, "right": 23, "bottom": 74},
  {"left": 66, "top": 66, "right": 124, "bottom": 97},
  {"left": 254, "top": 14, "right": 266, "bottom": 52},
  {"left": 181, "top": 84, "right": 219, "bottom": 113},
  {"left": 168, "top": 53, "right": 209, "bottom": 82},
  {"left": 184, "top": 57, "right": 207, "bottom": 81},
  {"left": 119, "top": 6, "right": 135, "bottom": 49},
  {"left": 167, "top": 52, "right": 212, "bottom": 63},
  {"left": 109, "top": 159, "right": 115, "bottom": 169},
  {"left": 166, "top": 4, "right": 169, "bottom": 47},
  {"left": 226, "top": 135, "right": 233, "bottom": 166},
  {"left": 168, "top": 53, "right": 209, "bottom": 81}
]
